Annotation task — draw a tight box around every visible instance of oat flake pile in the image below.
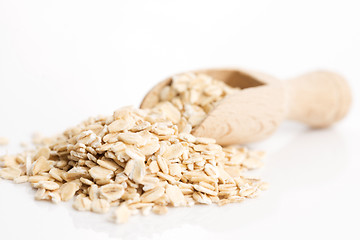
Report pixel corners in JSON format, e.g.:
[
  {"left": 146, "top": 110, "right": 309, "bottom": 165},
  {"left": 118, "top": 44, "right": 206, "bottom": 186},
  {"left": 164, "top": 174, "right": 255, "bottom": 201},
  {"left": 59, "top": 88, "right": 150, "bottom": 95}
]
[{"left": 0, "top": 73, "right": 267, "bottom": 224}]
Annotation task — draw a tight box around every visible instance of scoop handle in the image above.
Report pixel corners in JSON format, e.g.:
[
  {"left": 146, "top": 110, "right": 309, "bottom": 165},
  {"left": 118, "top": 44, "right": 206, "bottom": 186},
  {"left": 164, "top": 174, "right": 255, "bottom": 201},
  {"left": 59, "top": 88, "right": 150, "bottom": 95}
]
[{"left": 285, "top": 71, "right": 352, "bottom": 128}]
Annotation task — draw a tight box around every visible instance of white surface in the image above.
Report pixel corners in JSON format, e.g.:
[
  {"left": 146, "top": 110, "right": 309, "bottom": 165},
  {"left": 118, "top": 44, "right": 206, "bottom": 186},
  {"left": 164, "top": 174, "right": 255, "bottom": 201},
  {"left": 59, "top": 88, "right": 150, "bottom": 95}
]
[{"left": 0, "top": 0, "right": 359, "bottom": 239}]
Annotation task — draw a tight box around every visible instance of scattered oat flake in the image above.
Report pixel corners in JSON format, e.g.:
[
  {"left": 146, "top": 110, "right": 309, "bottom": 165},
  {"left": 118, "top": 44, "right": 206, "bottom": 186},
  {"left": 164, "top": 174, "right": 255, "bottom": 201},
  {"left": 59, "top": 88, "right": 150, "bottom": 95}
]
[
  {"left": 91, "top": 198, "right": 110, "bottom": 214},
  {"left": 60, "top": 182, "right": 78, "bottom": 201},
  {"left": 152, "top": 205, "right": 168, "bottom": 215},
  {"left": 0, "top": 137, "right": 9, "bottom": 146},
  {"left": 114, "top": 203, "right": 131, "bottom": 224},
  {"left": 0, "top": 167, "right": 21, "bottom": 180}
]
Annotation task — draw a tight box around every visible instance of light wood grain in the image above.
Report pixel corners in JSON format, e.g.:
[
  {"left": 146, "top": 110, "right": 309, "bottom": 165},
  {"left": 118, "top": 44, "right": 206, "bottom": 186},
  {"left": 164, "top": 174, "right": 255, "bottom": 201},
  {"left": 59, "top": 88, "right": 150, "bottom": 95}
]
[
  {"left": 140, "top": 68, "right": 352, "bottom": 145},
  {"left": 193, "top": 84, "right": 286, "bottom": 145},
  {"left": 285, "top": 71, "right": 352, "bottom": 128}
]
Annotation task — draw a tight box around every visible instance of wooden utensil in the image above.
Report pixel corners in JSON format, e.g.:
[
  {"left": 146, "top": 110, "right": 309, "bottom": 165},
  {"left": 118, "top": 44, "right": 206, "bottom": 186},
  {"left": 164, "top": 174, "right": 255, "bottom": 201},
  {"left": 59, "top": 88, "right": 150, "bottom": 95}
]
[{"left": 140, "top": 69, "right": 351, "bottom": 145}]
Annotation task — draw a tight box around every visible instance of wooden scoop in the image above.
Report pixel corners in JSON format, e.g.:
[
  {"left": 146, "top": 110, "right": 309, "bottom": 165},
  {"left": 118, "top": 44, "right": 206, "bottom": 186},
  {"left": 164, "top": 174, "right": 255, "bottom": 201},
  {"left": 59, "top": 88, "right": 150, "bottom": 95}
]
[{"left": 140, "top": 69, "right": 352, "bottom": 145}]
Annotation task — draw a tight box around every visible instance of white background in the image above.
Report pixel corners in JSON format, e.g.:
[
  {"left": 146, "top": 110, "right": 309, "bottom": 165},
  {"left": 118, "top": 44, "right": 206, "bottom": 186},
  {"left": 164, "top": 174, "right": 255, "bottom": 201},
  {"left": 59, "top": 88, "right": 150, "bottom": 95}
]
[{"left": 0, "top": 0, "right": 359, "bottom": 239}]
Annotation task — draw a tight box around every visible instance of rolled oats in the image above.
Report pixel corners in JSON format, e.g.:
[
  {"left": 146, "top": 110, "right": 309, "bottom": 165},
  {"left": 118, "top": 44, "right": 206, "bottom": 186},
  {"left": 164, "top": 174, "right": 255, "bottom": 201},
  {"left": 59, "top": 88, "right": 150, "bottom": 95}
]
[
  {"left": 152, "top": 205, "right": 168, "bottom": 215},
  {"left": 141, "top": 186, "right": 165, "bottom": 203},
  {"left": 0, "top": 167, "right": 22, "bottom": 180},
  {"left": 165, "top": 185, "right": 186, "bottom": 207},
  {"left": 60, "top": 182, "right": 79, "bottom": 201},
  {"left": 32, "top": 156, "right": 52, "bottom": 175},
  {"left": 14, "top": 175, "right": 29, "bottom": 184},
  {"left": 0, "top": 73, "right": 266, "bottom": 224},
  {"left": 36, "top": 181, "right": 60, "bottom": 190},
  {"left": 89, "top": 166, "right": 113, "bottom": 181},
  {"left": 91, "top": 198, "right": 110, "bottom": 214},
  {"left": 114, "top": 203, "right": 131, "bottom": 224},
  {"left": 49, "top": 168, "right": 64, "bottom": 182},
  {"left": 73, "top": 195, "right": 92, "bottom": 211},
  {"left": 0, "top": 137, "right": 9, "bottom": 146},
  {"left": 99, "top": 184, "right": 124, "bottom": 201}
]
